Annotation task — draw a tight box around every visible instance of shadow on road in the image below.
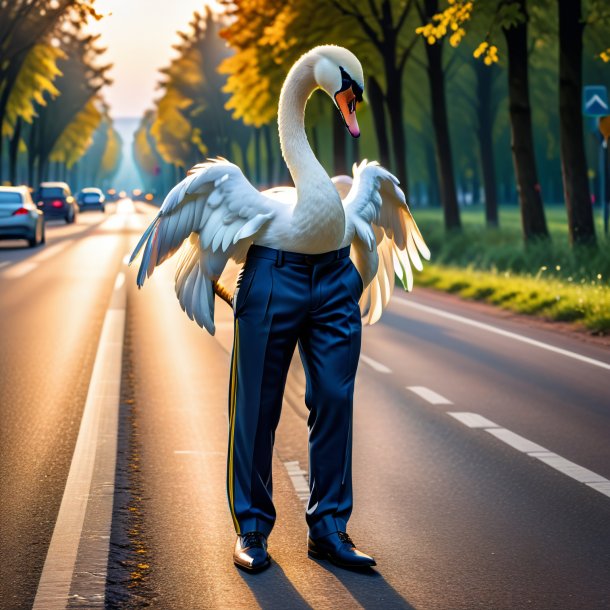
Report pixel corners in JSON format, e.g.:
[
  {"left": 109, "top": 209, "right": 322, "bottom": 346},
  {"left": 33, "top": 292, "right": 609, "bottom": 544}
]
[
  {"left": 237, "top": 560, "right": 313, "bottom": 609},
  {"left": 308, "top": 557, "right": 416, "bottom": 609}
]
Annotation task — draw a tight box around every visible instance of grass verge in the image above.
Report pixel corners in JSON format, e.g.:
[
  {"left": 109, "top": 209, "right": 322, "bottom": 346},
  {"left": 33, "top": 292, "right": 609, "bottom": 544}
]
[
  {"left": 415, "top": 264, "right": 610, "bottom": 335},
  {"left": 410, "top": 205, "right": 610, "bottom": 335}
]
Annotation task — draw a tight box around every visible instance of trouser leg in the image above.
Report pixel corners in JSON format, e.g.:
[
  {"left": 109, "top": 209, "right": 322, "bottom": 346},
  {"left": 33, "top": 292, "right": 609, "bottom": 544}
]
[
  {"left": 227, "top": 258, "right": 301, "bottom": 536},
  {"left": 299, "top": 258, "right": 363, "bottom": 539}
]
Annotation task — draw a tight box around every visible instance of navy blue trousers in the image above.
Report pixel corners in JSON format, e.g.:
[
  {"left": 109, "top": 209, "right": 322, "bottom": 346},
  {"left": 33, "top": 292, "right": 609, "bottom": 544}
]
[{"left": 227, "top": 245, "right": 363, "bottom": 540}]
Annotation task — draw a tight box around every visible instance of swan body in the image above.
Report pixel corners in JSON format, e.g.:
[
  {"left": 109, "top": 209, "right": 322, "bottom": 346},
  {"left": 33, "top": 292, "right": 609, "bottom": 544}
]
[{"left": 130, "top": 45, "right": 430, "bottom": 334}]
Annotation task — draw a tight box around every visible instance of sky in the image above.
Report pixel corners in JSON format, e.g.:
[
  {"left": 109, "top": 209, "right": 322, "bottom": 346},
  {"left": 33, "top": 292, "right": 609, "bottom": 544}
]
[{"left": 88, "top": 0, "right": 224, "bottom": 119}]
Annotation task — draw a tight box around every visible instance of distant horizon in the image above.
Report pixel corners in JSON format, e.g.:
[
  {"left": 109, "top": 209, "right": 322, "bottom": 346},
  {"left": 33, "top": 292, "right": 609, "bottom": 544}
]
[{"left": 88, "top": 0, "right": 223, "bottom": 118}]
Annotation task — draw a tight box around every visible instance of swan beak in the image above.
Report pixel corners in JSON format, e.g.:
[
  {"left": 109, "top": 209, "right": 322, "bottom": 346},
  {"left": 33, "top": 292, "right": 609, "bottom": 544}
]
[{"left": 335, "top": 88, "right": 360, "bottom": 138}]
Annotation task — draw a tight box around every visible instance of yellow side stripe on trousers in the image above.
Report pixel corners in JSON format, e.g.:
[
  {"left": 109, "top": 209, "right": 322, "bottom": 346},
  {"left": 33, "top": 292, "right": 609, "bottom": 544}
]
[{"left": 228, "top": 319, "right": 240, "bottom": 533}]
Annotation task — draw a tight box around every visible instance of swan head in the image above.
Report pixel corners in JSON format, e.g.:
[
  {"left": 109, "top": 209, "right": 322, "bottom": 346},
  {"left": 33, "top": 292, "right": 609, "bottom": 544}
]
[{"left": 312, "top": 46, "right": 364, "bottom": 138}]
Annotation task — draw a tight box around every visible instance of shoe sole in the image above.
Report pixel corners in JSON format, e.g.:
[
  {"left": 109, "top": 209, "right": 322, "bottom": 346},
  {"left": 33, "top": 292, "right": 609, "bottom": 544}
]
[{"left": 308, "top": 548, "right": 376, "bottom": 569}]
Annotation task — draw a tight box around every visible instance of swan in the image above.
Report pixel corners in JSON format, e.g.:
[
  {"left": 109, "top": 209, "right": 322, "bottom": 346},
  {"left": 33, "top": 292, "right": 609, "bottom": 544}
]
[{"left": 130, "top": 45, "right": 430, "bottom": 334}]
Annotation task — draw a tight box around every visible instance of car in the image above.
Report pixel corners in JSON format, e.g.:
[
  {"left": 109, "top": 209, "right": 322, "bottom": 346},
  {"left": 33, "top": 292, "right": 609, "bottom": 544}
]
[
  {"left": 77, "top": 187, "right": 106, "bottom": 212},
  {"left": 0, "top": 186, "right": 45, "bottom": 247},
  {"left": 36, "top": 181, "right": 77, "bottom": 223}
]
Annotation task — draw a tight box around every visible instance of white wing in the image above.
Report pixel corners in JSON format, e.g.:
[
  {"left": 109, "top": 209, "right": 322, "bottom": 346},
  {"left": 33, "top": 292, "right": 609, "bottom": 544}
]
[
  {"left": 335, "top": 160, "right": 430, "bottom": 325},
  {"left": 130, "top": 158, "right": 275, "bottom": 334}
]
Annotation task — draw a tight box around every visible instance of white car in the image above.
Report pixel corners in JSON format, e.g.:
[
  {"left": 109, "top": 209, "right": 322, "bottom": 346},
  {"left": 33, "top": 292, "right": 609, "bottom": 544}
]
[{"left": 0, "top": 186, "right": 45, "bottom": 247}]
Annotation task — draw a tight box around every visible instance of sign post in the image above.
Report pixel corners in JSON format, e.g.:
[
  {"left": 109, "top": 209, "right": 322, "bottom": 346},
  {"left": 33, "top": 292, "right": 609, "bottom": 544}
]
[{"left": 583, "top": 86, "right": 610, "bottom": 236}]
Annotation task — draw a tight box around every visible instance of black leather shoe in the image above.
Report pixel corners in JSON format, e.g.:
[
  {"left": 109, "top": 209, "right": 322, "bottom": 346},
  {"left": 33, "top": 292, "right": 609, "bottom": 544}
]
[
  {"left": 308, "top": 531, "right": 376, "bottom": 568},
  {"left": 233, "top": 531, "right": 271, "bottom": 573}
]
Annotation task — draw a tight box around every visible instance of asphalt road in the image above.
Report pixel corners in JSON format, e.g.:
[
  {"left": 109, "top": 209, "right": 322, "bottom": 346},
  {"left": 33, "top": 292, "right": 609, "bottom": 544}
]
[{"left": 1, "top": 200, "right": 609, "bottom": 610}]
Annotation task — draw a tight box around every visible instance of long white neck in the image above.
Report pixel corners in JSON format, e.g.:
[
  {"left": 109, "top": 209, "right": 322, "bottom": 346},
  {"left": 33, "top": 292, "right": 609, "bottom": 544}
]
[{"left": 277, "top": 53, "right": 333, "bottom": 197}]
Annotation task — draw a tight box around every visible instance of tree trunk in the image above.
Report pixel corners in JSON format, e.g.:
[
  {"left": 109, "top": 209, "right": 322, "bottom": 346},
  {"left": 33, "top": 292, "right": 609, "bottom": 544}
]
[
  {"left": 503, "top": 1, "right": 549, "bottom": 241},
  {"left": 254, "top": 128, "right": 261, "bottom": 186},
  {"left": 474, "top": 61, "right": 499, "bottom": 227},
  {"left": 423, "top": 32, "right": 461, "bottom": 230},
  {"left": 263, "top": 124, "right": 273, "bottom": 187},
  {"left": 558, "top": 0, "right": 595, "bottom": 245},
  {"left": 8, "top": 117, "right": 23, "bottom": 185},
  {"left": 332, "top": 109, "right": 347, "bottom": 175},
  {"left": 385, "top": 67, "right": 409, "bottom": 196},
  {"left": 368, "top": 76, "right": 391, "bottom": 168}
]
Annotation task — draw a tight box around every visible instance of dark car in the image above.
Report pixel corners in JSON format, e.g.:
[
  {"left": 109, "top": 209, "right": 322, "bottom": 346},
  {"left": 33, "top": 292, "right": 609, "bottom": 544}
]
[
  {"left": 36, "top": 182, "right": 77, "bottom": 223},
  {"left": 0, "top": 186, "right": 45, "bottom": 247},
  {"left": 77, "top": 187, "right": 106, "bottom": 212}
]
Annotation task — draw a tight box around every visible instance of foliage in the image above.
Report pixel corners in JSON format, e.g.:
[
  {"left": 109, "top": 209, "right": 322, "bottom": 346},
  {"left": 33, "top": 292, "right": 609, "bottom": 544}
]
[
  {"left": 417, "top": 264, "right": 610, "bottom": 333},
  {"left": 2, "top": 43, "right": 64, "bottom": 138},
  {"left": 49, "top": 97, "right": 102, "bottom": 167}
]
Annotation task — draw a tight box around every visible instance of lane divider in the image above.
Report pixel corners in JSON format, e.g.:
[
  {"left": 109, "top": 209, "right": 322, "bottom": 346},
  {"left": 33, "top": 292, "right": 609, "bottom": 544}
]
[
  {"left": 284, "top": 460, "right": 310, "bottom": 504},
  {"left": 398, "top": 299, "right": 610, "bottom": 371},
  {"left": 407, "top": 386, "right": 453, "bottom": 405},
  {"left": 33, "top": 262, "right": 128, "bottom": 609},
  {"left": 448, "top": 411, "right": 610, "bottom": 499},
  {"left": 360, "top": 354, "right": 392, "bottom": 374}
]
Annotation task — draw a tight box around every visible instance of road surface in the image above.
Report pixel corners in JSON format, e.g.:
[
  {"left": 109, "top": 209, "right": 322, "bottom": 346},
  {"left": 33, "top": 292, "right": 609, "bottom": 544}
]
[{"left": 1, "top": 200, "right": 609, "bottom": 610}]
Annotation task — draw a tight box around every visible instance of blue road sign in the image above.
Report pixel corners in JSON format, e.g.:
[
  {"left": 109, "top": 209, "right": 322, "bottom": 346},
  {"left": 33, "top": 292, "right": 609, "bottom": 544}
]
[{"left": 583, "top": 86, "right": 609, "bottom": 117}]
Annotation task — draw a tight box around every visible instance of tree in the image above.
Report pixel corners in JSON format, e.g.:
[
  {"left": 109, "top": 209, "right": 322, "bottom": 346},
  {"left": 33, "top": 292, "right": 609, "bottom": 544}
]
[
  {"left": 418, "top": 0, "right": 550, "bottom": 242},
  {"left": 0, "top": 0, "right": 100, "bottom": 180},
  {"left": 27, "top": 32, "right": 111, "bottom": 184},
  {"left": 416, "top": 0, "right": 461, "bottom": 230}
]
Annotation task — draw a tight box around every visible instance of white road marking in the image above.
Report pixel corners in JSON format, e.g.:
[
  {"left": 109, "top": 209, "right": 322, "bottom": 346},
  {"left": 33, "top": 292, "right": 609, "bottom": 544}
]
[
  {"left": 33, "top": 271, "right": 126, "bottom": 610},
  {"left": 284, "top": 460, "right": 310, "bottom": 503},
  {"left": 448, "top": 412, "right": 499, "bottom": 428},
  {"left": 530, "top": 452, "right": 607, "bottom": 484},
  {"left": 449, "top": 412, "right": 610, "bottom": 500},
  {"left": 486, "top": 428, "right": 548, "bottom": 453},
  {"left": 3, "top": 261, "right": 37, "bottom": 278},
  {"left": 174, "top": 450, "right": 202, "bottom": 455},
  {"left": 360, "top": 354, "right": 392, "bottom": 374},
  {"left": 587, "top": 482, "right": 610, "bottom": 498},
  {"left": 114, "top": 271, "right": 125, "bottom": 291},
  {"left": 122, "top": 253, "right": 131, "bottom": 265},
  {"left": 2, "top": 241, "right": 71, "bottom": 279},
  {"left": 398, "top": 299, "right": 610, "bottom": 371},
  {"left": 407, "top": 386, "right": 453, "bottom": 405},
  {"left": 34, "top": 241, "right": 68, "bottom": 262},
  {"left": 0, "top": 261, "right": 10, "bottom": 269}
]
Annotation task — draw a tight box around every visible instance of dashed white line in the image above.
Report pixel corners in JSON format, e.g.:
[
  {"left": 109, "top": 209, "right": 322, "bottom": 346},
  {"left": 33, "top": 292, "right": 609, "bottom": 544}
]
[
  {"left": 33, "top": 271, "right": 126, "bottom": 609},
  {"left": 284, "top": 460, "right": 310, "bottom": 503},
  {"left": 448, "top": 412, "right": 499, "bottom": 428},
  {"left": 486, "top": 428, "right": 548, "bottom": 453},
  {"left": 449, "top": 411, "right": 610, "bottom": 500},
  {"left": 398, "top": 299, "right": 610, "bottom": 371},
  {"left": 407, "top": 386, "right": 453, "bottom": 405},
  {"left": 360, "top": 354, "right": 392, "bottom": 374}
]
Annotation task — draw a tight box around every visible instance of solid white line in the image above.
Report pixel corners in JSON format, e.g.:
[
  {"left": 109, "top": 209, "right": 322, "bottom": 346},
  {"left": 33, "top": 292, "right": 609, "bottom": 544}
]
[
  {"left": 398, "top": 299, "right": 610, "bottom": 371},
  {"left": 33, "top": 272, "right": 126, "bottom": 610},
  {"left": 360, "top": 354, "right": 392, "bottom": 374},
  {"left": 284, "top": 460, "right": 310, "bottom": 503},
  {"left": 448, "top": 412, "right": 499, "bottom": 428},
  {"left": 486, "top": 428, "right": 548, "bottom": 453},
  {"left": 407, "top": 386, "right": 453, "bottom": 405}
]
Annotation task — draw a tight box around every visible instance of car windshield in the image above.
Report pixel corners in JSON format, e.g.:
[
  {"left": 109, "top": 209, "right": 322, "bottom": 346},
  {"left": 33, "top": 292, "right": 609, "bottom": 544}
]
[
  {"left": 0, "top": 192, "right": 23, "bottom": 204},
  {"left": 39, "top": 187, "right": 65, "bottom": 198},
  {"left": 83, "top": 194, "right": 100, "bottom": 202}
]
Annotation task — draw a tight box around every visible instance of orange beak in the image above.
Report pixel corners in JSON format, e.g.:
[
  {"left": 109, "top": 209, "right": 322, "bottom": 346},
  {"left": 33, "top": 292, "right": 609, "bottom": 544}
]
[{"left": 335, "top": 87, "right": 360, "bottom": 138}]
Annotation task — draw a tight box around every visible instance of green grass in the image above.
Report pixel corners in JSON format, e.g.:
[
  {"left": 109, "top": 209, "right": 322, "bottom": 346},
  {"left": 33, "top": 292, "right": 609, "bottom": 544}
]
[{"left": 410, "top": 205, "right": 610, "bottom": 334}]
